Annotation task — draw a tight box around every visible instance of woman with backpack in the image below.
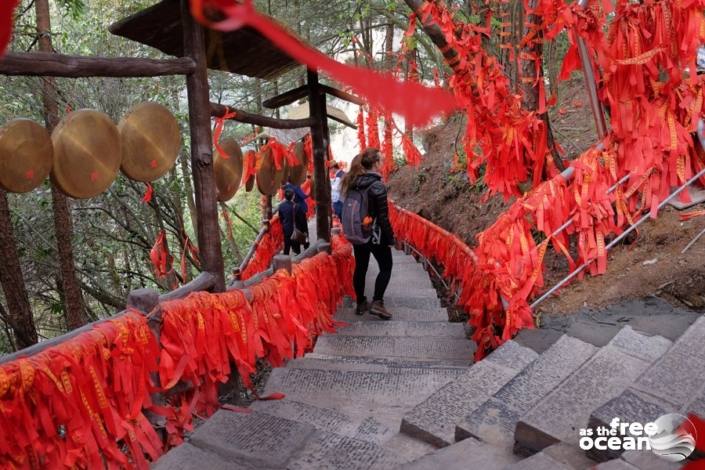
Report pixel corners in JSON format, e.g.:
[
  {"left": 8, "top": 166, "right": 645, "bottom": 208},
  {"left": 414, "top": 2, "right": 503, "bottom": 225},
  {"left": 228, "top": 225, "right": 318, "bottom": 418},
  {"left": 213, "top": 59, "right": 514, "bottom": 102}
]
[{"left": 340, "top": 148, "right": 394, "bottom": 320}]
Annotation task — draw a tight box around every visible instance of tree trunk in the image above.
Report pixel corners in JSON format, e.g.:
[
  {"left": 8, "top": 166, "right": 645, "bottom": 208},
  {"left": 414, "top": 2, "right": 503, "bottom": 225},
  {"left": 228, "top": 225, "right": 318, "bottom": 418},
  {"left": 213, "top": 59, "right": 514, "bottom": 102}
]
[
  {"left": 0, "top": 190, "right": 38, "bottom": 349},
  {"left": 519, "top": 0, "right": 564, "bottom": 170},
  {"left": 35, "top": 0, "right": 86, "bottom": 330}
]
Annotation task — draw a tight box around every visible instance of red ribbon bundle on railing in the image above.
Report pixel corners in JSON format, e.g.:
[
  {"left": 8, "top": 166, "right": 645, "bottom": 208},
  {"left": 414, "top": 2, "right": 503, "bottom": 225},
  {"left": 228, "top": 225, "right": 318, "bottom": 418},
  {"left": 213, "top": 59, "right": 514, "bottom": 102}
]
[
  {"left": 0, "top": 235, "right": 354, "bottom": 468},
  {"left": 0, "top": 311, "right": 162, "bottom": 469},
  {"left": 240, "top": 215, "right": 284, "bottom": 280}
]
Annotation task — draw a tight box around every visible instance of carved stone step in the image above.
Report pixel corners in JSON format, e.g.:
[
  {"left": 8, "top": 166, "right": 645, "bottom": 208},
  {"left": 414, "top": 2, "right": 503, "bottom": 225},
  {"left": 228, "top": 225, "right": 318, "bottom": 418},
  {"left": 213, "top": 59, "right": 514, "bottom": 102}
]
[
  {"left": 152, "top": 443, "right": 245, "bottom": 470},
  {"left": 588, "top": 316, "right": 705, "bottom": 461},
  {"left": 264, "top": 361, "right": 468, "bottom": 430},
  {"left": 249, "top": 399, "right": 394, "bottom": 445},
  {"left": 456, "top": 335, "right": 597, "bottom": 447},
  {"left": 515, "top": 327, "right": 672, "bottom": 455},
  {"left": 313, "top": 335, "right": 474, "bottom": 362},
  {"left": 504, "top": 443, "right": 594, "bottom": 470},
  {"left": 294, "top": 353, "right": 471, "bottom": 368},
  {"left": 400, "top": 437, "right": 520, "bottom": 470},
  {"left": 400, "top": 341, "right": 538, "bottom": 447},
  {"left": 331, "top": 320, "right": 467, "bottom": 338},
  {"left": 335, "top": 306, "right": 448, "bottom": 323},
  {"left": 181, "top": 409, "right": 402, "bottom": 470}
]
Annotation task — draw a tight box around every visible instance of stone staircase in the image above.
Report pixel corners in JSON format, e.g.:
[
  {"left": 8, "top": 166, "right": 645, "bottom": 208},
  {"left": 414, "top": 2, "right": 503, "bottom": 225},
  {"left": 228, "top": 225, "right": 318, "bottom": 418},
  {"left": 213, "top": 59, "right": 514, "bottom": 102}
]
[{"left": 154, "top": 248, "right": 704, "bottom": 469}]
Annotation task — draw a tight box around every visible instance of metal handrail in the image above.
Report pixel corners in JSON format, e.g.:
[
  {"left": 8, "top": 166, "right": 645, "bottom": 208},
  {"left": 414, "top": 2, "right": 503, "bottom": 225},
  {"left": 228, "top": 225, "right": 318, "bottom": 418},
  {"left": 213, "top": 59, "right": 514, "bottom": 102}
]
[{"left": 530, "top": 166, "right": 705, "bottom": 309}]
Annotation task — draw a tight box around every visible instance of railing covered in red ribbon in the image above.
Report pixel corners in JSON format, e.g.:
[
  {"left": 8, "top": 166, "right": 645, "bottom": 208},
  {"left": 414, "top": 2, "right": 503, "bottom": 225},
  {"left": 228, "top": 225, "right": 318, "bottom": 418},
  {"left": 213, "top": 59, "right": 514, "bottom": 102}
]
[
  {"left": 239, "top": 215, "right": 284, "bottom": 281},
  {"left": 0, "top": 235, "right": 353, "bottom": 469}
]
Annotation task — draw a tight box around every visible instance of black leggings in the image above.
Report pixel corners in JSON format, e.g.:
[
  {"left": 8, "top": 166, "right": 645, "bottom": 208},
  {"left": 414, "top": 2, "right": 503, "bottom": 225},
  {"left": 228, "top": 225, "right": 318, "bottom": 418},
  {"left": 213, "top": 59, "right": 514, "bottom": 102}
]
[{"left": 352, "top": 243, "right": 393, "bottom": 303}]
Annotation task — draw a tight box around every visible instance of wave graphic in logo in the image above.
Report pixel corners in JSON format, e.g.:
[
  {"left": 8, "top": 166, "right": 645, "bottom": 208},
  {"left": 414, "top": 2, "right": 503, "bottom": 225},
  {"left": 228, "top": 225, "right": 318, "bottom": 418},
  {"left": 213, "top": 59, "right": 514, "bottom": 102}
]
[{"left": 649, "top": 413, "right": 697, "bottom": 462}]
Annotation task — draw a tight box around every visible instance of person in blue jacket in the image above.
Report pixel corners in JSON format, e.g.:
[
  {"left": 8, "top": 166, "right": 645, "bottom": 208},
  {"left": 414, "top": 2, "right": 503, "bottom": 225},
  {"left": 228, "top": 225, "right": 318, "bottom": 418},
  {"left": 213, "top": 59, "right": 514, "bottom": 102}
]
[{"left": 277, "top": 189, "right": 308, "bottom": 255}]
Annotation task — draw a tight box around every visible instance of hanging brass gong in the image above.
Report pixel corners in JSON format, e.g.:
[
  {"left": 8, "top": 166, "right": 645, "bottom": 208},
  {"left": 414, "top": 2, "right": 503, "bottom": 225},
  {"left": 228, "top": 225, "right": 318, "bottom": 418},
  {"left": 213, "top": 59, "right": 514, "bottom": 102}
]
[
  {"left": 214, "top": 138, "right": 243, "bottom": 202},
  {"left": 51, "top": 109, "right": 121, "bottom": 199},
  {"left": 118, "top": 102, "right": 181, "bottom": 182},
  {"left": 0, "top": 119, "right": 53, "bottom": 193},
  {"left": 256, "top": 146, "right": 286, "bottom": 195}
]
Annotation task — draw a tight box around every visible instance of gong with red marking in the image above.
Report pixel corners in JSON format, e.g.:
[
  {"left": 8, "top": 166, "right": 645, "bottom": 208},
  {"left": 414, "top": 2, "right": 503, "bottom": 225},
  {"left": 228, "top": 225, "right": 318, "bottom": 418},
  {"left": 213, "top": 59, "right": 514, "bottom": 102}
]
[
  {"left": 119, "top": 102, "right": 180, "bottom": 182},
  {"left": 51, "top": 109, "right": 121, "bottom": 199},
  {"left": 0, "top": 119, "right": 53, "bottom": 193}
]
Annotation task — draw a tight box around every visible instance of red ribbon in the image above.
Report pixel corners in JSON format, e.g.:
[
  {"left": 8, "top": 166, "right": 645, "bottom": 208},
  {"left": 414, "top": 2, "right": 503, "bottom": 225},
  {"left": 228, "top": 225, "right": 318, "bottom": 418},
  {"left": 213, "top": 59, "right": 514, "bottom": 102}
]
[
  {"left": 0, "top": 0, "right": 19, "bottom": 56},
  {"left": 189, "top": 0, "right": 456, "bottom": 126},
  {"left": 213, "top": 108, "right": 238, "bottom": 160}
]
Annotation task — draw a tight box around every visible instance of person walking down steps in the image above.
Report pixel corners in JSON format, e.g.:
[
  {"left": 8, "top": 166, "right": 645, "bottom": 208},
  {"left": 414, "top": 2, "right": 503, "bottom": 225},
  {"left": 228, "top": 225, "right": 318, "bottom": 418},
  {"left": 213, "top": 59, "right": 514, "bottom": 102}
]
[
  {"left": 278, "top": 188, "right": 309, "bottom": 255},
  {"left": 340, "top": 148, "right": 395, "bottom": 320}
]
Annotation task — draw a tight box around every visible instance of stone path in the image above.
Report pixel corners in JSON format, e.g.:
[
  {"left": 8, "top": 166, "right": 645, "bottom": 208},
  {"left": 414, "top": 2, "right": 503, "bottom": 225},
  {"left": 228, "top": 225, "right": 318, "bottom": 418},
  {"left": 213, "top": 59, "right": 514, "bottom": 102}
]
[{"left": 154, "top": 247, "right": 704, "bottom": 469}]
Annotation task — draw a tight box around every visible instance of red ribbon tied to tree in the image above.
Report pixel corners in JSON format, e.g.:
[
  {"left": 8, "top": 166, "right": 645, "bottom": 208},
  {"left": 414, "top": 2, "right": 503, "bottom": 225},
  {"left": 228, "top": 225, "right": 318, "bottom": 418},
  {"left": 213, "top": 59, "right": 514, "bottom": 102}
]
[
  {"left": 150, "top": 230, "right": 173, "bottom": 278},
  {"left": 0, "top": 0, "right": 19, "bottom": 56},
  {"left": 189, "top": 0, "right": 457, "bottom": 126}
]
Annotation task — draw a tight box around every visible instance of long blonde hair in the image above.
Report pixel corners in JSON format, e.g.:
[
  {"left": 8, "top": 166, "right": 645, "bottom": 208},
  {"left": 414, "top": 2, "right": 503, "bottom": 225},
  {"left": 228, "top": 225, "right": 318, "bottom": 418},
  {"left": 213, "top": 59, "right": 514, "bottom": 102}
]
[{"left": 341, "top": 148, "right": 380, "bottom": 196}]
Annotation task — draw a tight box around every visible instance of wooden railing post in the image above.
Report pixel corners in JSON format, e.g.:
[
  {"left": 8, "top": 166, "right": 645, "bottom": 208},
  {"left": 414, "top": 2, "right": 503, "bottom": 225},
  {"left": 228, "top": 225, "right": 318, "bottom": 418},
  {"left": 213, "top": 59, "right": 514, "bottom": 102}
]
[
  {"left": 181, "top": 0, "right": 225, "bottom": 292},
  {"left": 273, "top": 255, "right": 293, "bottom": 274}
]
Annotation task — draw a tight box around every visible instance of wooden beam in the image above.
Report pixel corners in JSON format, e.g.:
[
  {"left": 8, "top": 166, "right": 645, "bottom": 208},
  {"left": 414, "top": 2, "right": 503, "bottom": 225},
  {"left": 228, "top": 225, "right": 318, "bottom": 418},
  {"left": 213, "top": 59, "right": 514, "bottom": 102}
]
[
  {"left": 327, "top": 113, "right": 357, "bottom": 129},
  {"left": 307, "top": 69, "right": 331, "bottom": 242},
  {"left": 320, "top": 84, "right": 364, "bottom": 106},
  {"left": 262, "top": 84, "right": 309, "bottom": 109},
  {"left": 210, "top": 103, "right": 314, "bottom": 129},
  {"left": 181, "top": 0, "right": 225, "bottom": 292},
  {"left": 0, "top": 52, "right": 195, "bottom": 78}
]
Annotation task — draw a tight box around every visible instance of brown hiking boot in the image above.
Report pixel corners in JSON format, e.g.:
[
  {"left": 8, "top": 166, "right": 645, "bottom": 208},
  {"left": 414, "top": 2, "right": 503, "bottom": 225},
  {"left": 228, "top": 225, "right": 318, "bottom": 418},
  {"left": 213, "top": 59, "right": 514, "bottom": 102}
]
[
  {"left": 355, "top": 299, "right": 369, "bottom": 316},
  {"left": 369, "top": 300, "right": 392, "bottom": 320}
]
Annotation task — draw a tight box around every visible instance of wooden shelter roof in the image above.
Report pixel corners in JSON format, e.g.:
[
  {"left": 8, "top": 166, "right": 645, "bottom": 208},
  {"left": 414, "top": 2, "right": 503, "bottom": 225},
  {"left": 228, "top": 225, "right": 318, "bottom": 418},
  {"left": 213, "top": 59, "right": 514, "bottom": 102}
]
[{"left": 109, "top": 0, "right": 299, "bottom": 80}]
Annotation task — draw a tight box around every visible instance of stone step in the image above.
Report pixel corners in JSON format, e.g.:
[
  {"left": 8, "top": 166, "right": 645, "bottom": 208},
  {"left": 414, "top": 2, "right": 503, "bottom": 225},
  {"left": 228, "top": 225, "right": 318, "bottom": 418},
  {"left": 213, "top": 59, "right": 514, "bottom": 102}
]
[
  {"left": 152, "top": 443, "right": 245, "bottom": 470},
  {"left": 249, "top": 399, "right": 394, "bottom": 445},
  {"left": 399, "top": 437, "right": 520, "bottom": 470},
  {"left": 179, "top": 409, "right": 402, "bottom": 470},
  {"left": 295, "top": 353, "right": 471, "bottom": 368},
  {"left": 368, "top": 269, "right": 433, "bottom": 282},
  {"left": 505, "top": 451, "right": 573, "bottom": 470},
  {"left": 382, "top": 432, "right": 438, "bottom": 465},
  {"left": 514, "top": 326, "right": 672, "bottom": 455},
  {"left": 456, "top": 335, "right": 598, "bottom": 447},
  {"left": 335, "top": 306, "right": 448, "bottom": 323},
  {"left": 369, "top": 286, "right": 438, "bottom": 299},
  {"left": 588, "top": 316, "right": 705, "bottom": 461},
  {"left": 400, "top": 341, "right": 539, "bottom": 447},
  {"left": 264, "top": 360, "right": 468, "bottom": 431},
  {"left": 313, "top": 335, "right": 474, "bottom": 362},
  {"left": 331, "top": 320, "right": 467, "bottom": 338},
  {"left": 504, "top": 443, "right": 594, "bottom": 470},
  {"left": 381, "top": 296, "right": 442, "bottom": 310}
]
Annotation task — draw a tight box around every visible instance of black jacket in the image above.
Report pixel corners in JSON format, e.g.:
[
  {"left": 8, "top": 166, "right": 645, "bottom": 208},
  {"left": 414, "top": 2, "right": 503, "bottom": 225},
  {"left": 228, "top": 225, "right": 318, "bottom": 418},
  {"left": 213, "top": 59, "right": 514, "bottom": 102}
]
[{"left": 351, "top": 172, "right": 395, "bottom": 246}]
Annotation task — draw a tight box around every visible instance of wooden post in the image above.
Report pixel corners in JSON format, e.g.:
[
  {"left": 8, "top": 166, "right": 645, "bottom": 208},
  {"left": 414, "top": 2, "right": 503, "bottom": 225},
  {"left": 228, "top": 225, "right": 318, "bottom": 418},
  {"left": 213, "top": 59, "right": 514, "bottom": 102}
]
[
  {"left": 181, "top": 0, "right": 225, "bottom": 291},
  {"left": 273, "top": 255, "right": 292, "bottom": 274},
  {"left": 307, "top": 69, "right": 331, "bottom": 242}
]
